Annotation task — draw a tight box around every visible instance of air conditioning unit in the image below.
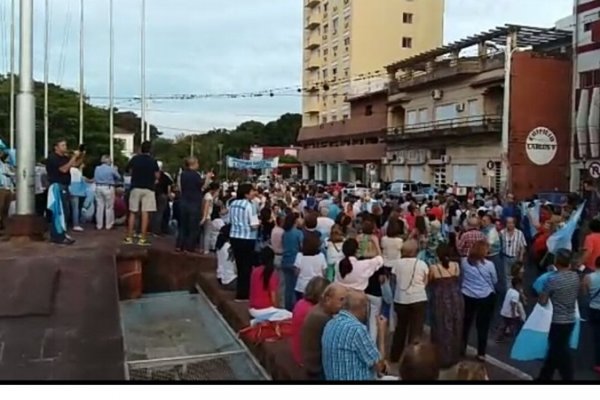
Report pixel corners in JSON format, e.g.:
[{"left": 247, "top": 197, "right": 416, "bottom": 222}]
[
  {"left": 455, "top": 103, "right": 465, "bottom": 112},
  {"left": 441, "top": 155, "right": 451, "bottom": 164},
  {"left": 431, "top": 89, "right": 443, "bottom": 100}
]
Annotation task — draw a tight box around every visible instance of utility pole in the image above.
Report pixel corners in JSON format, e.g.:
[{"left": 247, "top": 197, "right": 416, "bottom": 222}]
[
  {"left": 9, "top": 0, "right": 15, "bottom": 148},
  {"left": 78, "top": 0, "right": 84, "bottom": 144},
  {"left": 16, "top": 0, "right": 36, "bottom": 215},
  {"left": 140, "top": 0, "right": 146, "bottom": 141},
  {"left": 190, "top": 135, "right": 194, "bottom": 157},
  {"left": 43, "top": 0, "right": 49, "bottom": 157},
  {"left": 218, "top": 143, "right": 223, "bottom": 177},
  {"left": 109, "top": 0, "right": 114, "bottom": 161}
]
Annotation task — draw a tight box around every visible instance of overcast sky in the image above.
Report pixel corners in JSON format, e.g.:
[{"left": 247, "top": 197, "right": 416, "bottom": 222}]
[{"left": 0, "top": 0, "right": 573, "bottom": 136}]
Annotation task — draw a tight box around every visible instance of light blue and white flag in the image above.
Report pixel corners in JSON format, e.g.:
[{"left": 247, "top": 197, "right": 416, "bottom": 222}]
[
  {"left": 46, "top": 183, "right": 66, "bottom": 236},
  {"left": 546, "top": 201, "right": 585, "bottom": 254}
]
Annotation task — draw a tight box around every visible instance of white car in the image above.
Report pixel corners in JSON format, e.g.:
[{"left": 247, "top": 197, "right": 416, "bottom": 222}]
[{"left": 342, "top": 183, "right": 370, "bottom": 198}]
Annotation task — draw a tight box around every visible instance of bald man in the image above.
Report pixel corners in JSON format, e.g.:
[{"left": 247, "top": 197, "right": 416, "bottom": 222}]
[
  {"left": 321, "top": 290, "right": 386, "bottom": 381},
  {"left": 300, "top": 283, "right": 347, "bottom": 380},
  {"left": 457, "top": 216, "right": 487, "bottom": 257}
]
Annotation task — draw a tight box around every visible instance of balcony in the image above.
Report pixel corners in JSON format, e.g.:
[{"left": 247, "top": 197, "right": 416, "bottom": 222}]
[
  {"left": 299, "top": 143, "right": 386, "bottom": 164},
  {"left": 387, "top": 115, "right": 502, "bottom": 143},
  {"left": 306, "top": 14, "right": 320, "bottom": 30},
  {"left": 304, "top": 98, "right": 320, "bottom": 114},
  {"left": 389, "top": 56, "right": 505, "bottom": 94},
  {"left": 305, "top": 34, "right": 320, "bottom": 50},
  {"left": 305, "top": 57, "right": 320, "bottom": 70},
  {"left": 305, "top": 0, "right": 320, "bottom": 8}
]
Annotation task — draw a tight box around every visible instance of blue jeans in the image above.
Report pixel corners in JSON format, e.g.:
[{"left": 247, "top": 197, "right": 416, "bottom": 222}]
[
  {"left": 70, "top": 195, "right": 82, "bottom": 227},
  {"left": 281, "top": 267, "right": 297, "bottom": 312}
]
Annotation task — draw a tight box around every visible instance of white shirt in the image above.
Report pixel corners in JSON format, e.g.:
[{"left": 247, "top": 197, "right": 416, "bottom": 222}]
[
  {"left": 500, "top": 288, "right": 526, "bottom": 321},
  {"left": 335, "top": 256, "right": 384, "bottom": 291},
  {"left": 392, "top": 258, "right": 429, "bottom": 304},
  {"left": 294, "top": 253, "right": 327, "bottom": 293},
  {"left": 203, "top": 192, "right": 214, "bottom": 220},
  {"left": 381, "top": 236, "right": 404, "bottom": 269},
  {"left": 317, "top": 216, "right": 335, "bottom": 236},
  {"left": 216, "top": 242, "right": 237, "bottom": 285},
  {"left": 326, "top": 241, "right": 344, "bottom": 266}
]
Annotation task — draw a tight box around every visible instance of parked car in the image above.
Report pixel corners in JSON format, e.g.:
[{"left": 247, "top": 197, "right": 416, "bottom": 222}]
[
  {"left": 386, "top": 180, "right": 419, "bottom": 200},
  {"left": 342, "top": 183, "right": 370, "bottom": 198}
]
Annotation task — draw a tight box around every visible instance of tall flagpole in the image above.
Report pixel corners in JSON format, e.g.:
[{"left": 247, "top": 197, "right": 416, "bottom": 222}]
[
  {"left": 109, "top": 0, "right": 114, "bottom": 161},
  {"left": 140, "top": 0, "right": 146, "bottom": 142},
  {"left": 16, "top": 0, "right": 36, "bottom": 215},
  {"left": 9, "top": 0, "right": 15, "bottom": 148},
  {"left": 78, "top": 0, "right": 84, "bottom": 144},
  {"left": 43, "top": 0, "right": 49, "bottom": 157}
]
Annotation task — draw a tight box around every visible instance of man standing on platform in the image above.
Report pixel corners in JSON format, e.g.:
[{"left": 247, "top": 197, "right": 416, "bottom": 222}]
[
  {"left": 45, "top": 139, "right": 84, "bottom": 245},
  {"left": 124, "top": 141, "right": 159, "bottom": 246}
]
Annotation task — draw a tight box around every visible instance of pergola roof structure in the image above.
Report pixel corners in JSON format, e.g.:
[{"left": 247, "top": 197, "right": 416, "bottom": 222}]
[{"left": 386, "top": 24, "right": 572, "bottom": 72}]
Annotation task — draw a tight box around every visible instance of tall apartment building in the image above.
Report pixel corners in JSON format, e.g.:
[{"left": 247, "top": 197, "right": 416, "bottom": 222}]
[{"left": 301, "top": 0, "right": 445, "bottom": 127}]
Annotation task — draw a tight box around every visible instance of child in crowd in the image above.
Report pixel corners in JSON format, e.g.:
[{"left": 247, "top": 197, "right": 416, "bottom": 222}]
[
  {"left": 496, "top": 277, "right": 526, "bottom": 342},
  {"left": 294, "top": 233, "right": 327, "bottom": 301},
  {"left": 215, "top": 225, "right": 237, "bottom": 291},
  {"left": 326, "top": 225, "right": 345, "bottom": 282}
]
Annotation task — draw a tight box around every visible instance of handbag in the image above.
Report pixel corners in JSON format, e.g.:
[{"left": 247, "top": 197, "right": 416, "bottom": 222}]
[{"left": 238, "top": 319, "right": 293, "bottom": 344}]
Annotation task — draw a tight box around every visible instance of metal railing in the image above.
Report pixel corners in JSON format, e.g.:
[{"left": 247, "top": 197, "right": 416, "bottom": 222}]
[{"left": 390, "top": 115, "right": 502, "bottom": 137}]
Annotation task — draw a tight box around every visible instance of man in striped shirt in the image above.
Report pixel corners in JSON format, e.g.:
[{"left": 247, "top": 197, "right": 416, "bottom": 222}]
[
  {"left": 500, "top": 217, "right": 527, "bottom": 287},
  {"left": 458, "top": 217, "right": 487, "bottom": 257},
  {"left": 229, "top": 183, "right": 259, "bottom": 301}
]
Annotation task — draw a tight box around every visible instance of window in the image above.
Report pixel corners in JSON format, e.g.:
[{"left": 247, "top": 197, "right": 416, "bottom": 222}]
[
  {"left": 323, "top": 24, "right": 328, "bottom": 34},
  {"left": 322, "top": 116, "right": 328, "bottom": 124},
  {"left": 434, "top": 103, "right": 458, "bottom": 121},
  {"left": 344, "top": 0, "right": 350, "bottom": 5},
  {"left": 332, "top": 115, "right": 338, "bottom": 121},
  {"left": 332, "top": 67, "right": 338, "bottom": 76},
  {"left": 407, "top": 110, "right": 418, "bottom": 125},
  {"left": 322, "top": 68, "right": 328, "bottom": 79},
  {"left": 343, "top": 114, "right": 349, "bottom": 120},
  {"left": 467, "top": 99, "right": 480, "bottom": 117},
  {"left": 585, "top": 21, "right": 593, "bottom": 31},
  {"left": 323, "top": 48, "right": 329, "bottom": 56},
  {"left": 344, "top": 15, "right": 350, "bottom": 29},
  {"left": 332, "top": 17, "right": 339, "bottom": 35},
  {"left": 333, "top": 45, "right": 338, "bottom": 56},
  {"left": 580, "top": 69, "right": 600, "bottom": 88},
  {"left": 452, "top": 165, "right": 478, "bottom": 187},
  {"left": 323, "top": 2, "right": 328, "bottom": 12},
  {"left": 365, "top": 105, "right": 373, "bottom": 116},
  {"left": 402, "top": 37, "right": 413, "bottom": 48},
  {"left": 344, "top": 37, "right": 350, "bottom": 46},
  {"left": 418, "top": 108, "right": 428, "bottom": 123},
  {"left": 403, "top": 13, "right": 413, "bottom": 23},
  {"left": 344, "top": 68, "right": 349, "bottom": 77}
]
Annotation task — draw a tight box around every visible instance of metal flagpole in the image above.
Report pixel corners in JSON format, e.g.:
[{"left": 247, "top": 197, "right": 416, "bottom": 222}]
[
  {"left": 109, "top": 0, "right": 114, "bottom": 161},
  {"left": 16, "top": 0, "right": 36, "bottom": 215},
  {"left": 78, "top": 0, "right": 84, "bottom": 144},
  {"left": 140, "top": 0, "right": 146, "bottom": 141},
  {"left": 43, "top": 0, "right": 49, "bottom": 157},
  {"left": 9, "top": 0, "right": 15, "bottom": 148}
]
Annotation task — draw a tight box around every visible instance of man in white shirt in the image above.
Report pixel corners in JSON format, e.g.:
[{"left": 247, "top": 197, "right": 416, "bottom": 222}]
[
  {"left": 317, "top": 207, "right": 335, "bottom": 239},
  {"left": 500, "top": 217, "right": 527, "bottom": 287}
]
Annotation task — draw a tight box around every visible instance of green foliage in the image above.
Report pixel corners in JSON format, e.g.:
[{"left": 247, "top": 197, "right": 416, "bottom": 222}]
[
  {"left": 0, "top": 74, "right": 161, "bottom": 171},
  {"left": 279, "top": 154, "right": 299, "bottom": 164},
  {"left": 153, "top": 113, "right": 301, "bottom": 175}
]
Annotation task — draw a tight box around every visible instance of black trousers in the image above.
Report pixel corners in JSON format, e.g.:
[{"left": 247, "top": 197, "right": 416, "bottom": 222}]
[
  {"left": 390, "top": 301, "right": 427, "bottom": 362},
  {"left": 462, "top": 293, "right": 495, "bottom": 357},
  {"left": 35, "top": 191, "right": 47, "bottom": 218},
  {"left": 538, "top": 322, "right": 575, "bottom": 381},
  {"left": 591, "top": 308, "right": 600, "bottom": 368},
  {"left": 230, "top": 237, "right": 256, "bottom": 301},
  {"left": 176, "top": 201, "right": 201, "bottom": 252}
]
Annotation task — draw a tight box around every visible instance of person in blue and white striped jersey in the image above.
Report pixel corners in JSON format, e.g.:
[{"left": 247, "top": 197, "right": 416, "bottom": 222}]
[{"left": 229, "top": 182, "right": 259, "bottom": 301}]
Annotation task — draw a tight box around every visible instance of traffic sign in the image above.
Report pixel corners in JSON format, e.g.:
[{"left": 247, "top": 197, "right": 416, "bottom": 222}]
[{"left": 589, "top": 161, "right": 600, "bottom": 179}]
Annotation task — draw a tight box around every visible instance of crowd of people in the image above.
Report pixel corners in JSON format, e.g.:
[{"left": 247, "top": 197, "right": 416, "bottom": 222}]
[{"left": 3, "top": 138, "right": 600, "bottom": 381}]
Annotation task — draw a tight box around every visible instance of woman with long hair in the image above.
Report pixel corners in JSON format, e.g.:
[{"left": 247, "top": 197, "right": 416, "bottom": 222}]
[
  {"left": 460, "top": 240, "right": 498, "bottom": 361},
  {"left": 248, "top": 246, "right": 292, "bottom": 322},
  {"left": 215, "top": 224, "right": 237, "bottom": 291},
  {"left": 429, "top": 243, "right": 463, "bottom": 368}
]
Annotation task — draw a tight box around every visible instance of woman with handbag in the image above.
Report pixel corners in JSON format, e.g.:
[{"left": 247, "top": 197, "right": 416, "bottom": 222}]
[{"left": 389, "top": 239, "right": 429, "bottom": 363}]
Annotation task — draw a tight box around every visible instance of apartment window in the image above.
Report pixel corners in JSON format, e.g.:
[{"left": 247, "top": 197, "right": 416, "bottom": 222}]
[
  {"left": 407, "top": 110, "right": 418, "bottom": 125},
  {"left": 580, "top": 69, "right": 600, "bottom": 88},
  {"left": 322, "top": 116, "right": 328, "bottom": 124},
  {"left": 418, "top": 108, "right": 428, "bottom": 123},
  {"left": 332, "top": 17, "right": 339, "bottom": 35},
  {"left": 467, "top": 99, "right": 480, "bottom": 117},
  {"left": 344, "top": 37, "right": 350, "bottom": 46},
  {"left": 343, "top": 114, "right": 349, "bottom": 120},
  {"left": 333, "top": 45, "right": 338, "bottom": 56},
  {"left": 323, "top": 2, "right": 328, "bottom": 12},
  {"left": 344, "top": 0, "right": 350, "bottom": 4},
  {"left": 402, "top": 37, "right": 413, "bottom": 48},
  {"left": 365, "top": 105, "right": 373, "bottom": 116},
  {"left": 332, "top": 115, "right": 338, "bottom": 122},
  {"left": 434, "top": 103, "right": 458, "bottom": 121},
  {"left": 332, "top": 67, "right": 338, "bottom": 76},
  {"left": 322, "top": 68, "right": 328, "bottom": 79},
  {"left": 403, "top": 13, "right": 413, "bottom": 24},
  {"left": 344, "top": 68, "right": 349, "bottom": 77},
  {"left": 323, "top": 24, "right": 328, "bottom": 34},
  {"left": 344, "top": 15, "right": 350, "bottom": 29}
]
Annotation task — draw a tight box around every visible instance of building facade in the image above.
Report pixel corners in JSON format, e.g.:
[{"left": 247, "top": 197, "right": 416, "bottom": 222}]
[
  {"left": 301, "top": 0, "right": 444, "bottom": 127},
  {"left": 114, "top": 127, "right": 135, "bottom": 159},
  {"left": 571, "top": 0, "right": 600, "bottom": 189},
  {"left": 298, "top": 88, "right": 387, "bottom": 183},
  {"left": 385, "top": 25, "right": 572, "bottom": 199}
]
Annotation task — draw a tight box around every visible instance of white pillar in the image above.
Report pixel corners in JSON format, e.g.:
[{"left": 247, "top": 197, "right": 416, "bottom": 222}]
[
  {"left": 326, "top": 164, "right": 333, "bottom": 183},
  {"left": 302, "top": 164, "right": 309, "bottom": 180},
  {"left": 337, "top": 163, "right": 343, "bottom": 182}
]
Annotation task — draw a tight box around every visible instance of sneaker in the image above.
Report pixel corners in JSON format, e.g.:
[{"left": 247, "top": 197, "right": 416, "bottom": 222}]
[
  {"left": 73, "top": 226, "right": 84, "bottom": 232},
  {"left": 123, "top": 236, "right": 134, "bottom": 245},
  {"left": 137, "top": 237, "right": 151, "bottom": 247}
]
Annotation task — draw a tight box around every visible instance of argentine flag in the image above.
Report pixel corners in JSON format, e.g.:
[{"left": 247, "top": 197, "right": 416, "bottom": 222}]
[
  {"left": 511, "top": 272, "right": 581, "bottom": 361},
  {"left": 46, "top": 183, "right": 66, "bottom": 236},
  {"left": 546, "top": 201, "right": 585, "bottom": 254}
]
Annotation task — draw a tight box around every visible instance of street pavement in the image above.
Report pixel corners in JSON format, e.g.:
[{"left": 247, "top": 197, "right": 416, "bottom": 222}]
[{"left": 465, "top": 262, "right": 600, "bottom": 381}]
